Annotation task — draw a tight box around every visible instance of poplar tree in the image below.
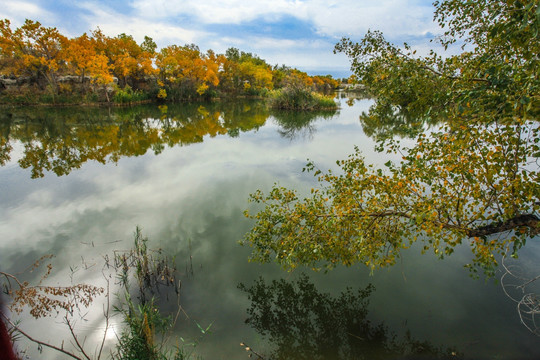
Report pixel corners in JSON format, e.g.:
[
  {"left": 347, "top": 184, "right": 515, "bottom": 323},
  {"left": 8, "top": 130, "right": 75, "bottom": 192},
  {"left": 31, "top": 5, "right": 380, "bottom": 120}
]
[{"left": 243, "top": 0, "right": 540, "bottom": 275}]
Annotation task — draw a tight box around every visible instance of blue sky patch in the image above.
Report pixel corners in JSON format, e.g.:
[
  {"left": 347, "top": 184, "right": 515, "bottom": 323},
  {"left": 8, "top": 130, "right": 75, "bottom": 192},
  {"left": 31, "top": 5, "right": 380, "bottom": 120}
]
[{"left": 208, "top": 15, "right": 317, "bottom": 40}]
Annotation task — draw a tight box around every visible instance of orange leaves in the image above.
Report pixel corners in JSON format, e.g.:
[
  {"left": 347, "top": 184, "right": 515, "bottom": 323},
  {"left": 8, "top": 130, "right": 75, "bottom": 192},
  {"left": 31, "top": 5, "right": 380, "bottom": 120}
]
[
  {"left": 87, "top": 54, "right": 114, "bottom": 84},
  {"left": 156, "top": 45, "right": 224, "bottom": 95},
  {"left": 2, "top": 264, "right": 104, "bottom": 319},
  {"left": 62, "top": 33, "right": 115, "bottom": 84},
  {"left": 0, "top": 20, "right": 159, "bottom": 91},
  {"left": 103, "top": 33, "right": 156, "bottom": 84},
  {"left": 0, "top": 19, "right": 65, "bottom": 85},
  {"left": 2, "top": 17, "right": 341, "bottom": 99}
]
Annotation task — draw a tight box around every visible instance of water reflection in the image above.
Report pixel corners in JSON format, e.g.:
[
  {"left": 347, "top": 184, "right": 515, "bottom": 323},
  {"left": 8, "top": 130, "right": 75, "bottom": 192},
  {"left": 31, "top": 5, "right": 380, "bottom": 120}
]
[
  {"left": 337, "top": 91, "right": 440, "bottom": 141},
  {"left": 358, "top": 108, "right": 431, "bottom": 141},
  {"left": 0, "top": 102, "right": 269, "bottom": 178},
  {"left": 1, "top": 97, "right": 538, "bottom": 359},
  {"left": 239, "top": 273, "right": 460, "bottom": 360},
  {"left": 0, "top": 101, "right": 338, "bottom": 178},
  {"left": 271, "top": 110, "right": 336, "bottom": 141}
]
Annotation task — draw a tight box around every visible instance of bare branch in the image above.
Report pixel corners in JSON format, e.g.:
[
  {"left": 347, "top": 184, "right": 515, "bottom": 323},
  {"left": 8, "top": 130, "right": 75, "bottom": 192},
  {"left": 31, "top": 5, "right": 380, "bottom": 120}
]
[
  {"left": 240, "top": 341, "right": 267, "bottom": 360},
  {"left": 96, "top": 273, "right": 110, "bottom": 360},
  {"left": 65, "top": 316, "right": 91, "bottom": 360},
  {"left": 0, "top": 312, "right": 84, "bottom": 360},
  {"left": 467, "top": 214, "right": 540, "bottom": 238},
  {"left": 0, "top": 271, "right": 24, "bottom": 288},
  {"left": 501, "top": 254, "right": 540, "bottom": 336}
]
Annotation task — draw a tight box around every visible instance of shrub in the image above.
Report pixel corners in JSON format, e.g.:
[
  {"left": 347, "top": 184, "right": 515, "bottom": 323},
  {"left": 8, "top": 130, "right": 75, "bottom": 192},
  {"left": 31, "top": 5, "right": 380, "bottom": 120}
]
[
  {"left": 269, "top": 85, "right": 337, "bottom": 110},
  {"left": 112, "top": 86, "right": 150, "bottom": 103}
]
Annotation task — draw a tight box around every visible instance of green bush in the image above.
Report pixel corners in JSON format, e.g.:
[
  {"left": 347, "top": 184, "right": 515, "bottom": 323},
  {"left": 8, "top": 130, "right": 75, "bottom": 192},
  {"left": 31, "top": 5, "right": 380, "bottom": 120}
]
[
  {"left": 113, "top": 86, "right": 150, "bottom": 103},
  {"left": 84, "top": 91, "right": 100, "bottom": 103},
  {"left": 268, "top": 86, "right": 337, "bottom": 110}
]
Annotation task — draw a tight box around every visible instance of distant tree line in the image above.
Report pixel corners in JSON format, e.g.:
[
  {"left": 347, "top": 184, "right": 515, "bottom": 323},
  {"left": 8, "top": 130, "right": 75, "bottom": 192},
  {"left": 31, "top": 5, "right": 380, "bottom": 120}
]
[{"left": 0, "top": 19, "right": 339, "bottom": 103}]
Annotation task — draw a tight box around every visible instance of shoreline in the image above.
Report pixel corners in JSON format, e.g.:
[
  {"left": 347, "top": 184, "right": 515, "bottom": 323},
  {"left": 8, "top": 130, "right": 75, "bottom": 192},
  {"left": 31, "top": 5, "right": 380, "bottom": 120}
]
[{"left": 0, "top": 93, "right": 339, "bottom": 110}]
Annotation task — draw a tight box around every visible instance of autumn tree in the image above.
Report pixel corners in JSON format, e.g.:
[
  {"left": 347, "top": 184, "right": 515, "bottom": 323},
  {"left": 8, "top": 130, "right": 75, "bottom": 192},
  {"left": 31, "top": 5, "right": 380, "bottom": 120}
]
[
  {"left": 0, "top": 19, "right": 66, "bottom": 92},
  {"left": 218, "top": 47, "right": 243, "bottom": 93},
  {"left": 61, "top": 33, "right": 113, "bottom": 86},
  {"left": 311, "top": 75, "right": 339, "bottom": 93},
  {"left": 200, "top": 49, "right": 225, "bottom": 95},
  {"left": 238, "top": 61, "right": 274, "bottom": 93},
  {"left": 0, "top": 20, "right": 335, "bottom": 102},
  {"left": 89, "top": 29, "right": 156, "bottom": 89},
  {"left": 108, "top": 33, "right": 155, "bottom": 87},
  {"left": 218, "top": 48, "right": 273, "bottom": 95},
  {"left": 273, "top": 68, "right": 313, "bottom": 89},
  {"left": 156, "top": 44, "right": 225, "bottom": 98},
  {"left": 243, "top": 0, "right": 540, "bottom": 276},
  {"left": 0, "top": 19, "right": 18, "bottom": 74},
  {"left": 271, "top": 66, "right": 338, "bottom": 93}
]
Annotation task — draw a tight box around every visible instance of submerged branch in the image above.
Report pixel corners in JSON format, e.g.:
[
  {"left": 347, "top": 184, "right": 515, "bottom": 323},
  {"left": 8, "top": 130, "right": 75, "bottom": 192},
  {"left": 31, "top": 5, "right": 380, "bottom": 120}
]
[{"left": 501, "top": 254, "right": 540, "bottom": 336}]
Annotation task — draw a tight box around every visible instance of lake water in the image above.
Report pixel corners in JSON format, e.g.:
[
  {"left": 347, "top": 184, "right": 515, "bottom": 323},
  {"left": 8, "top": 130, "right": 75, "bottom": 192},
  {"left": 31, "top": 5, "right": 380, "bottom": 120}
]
[{"left": 1, "top": 95, "right": 539, "bottom": 359}]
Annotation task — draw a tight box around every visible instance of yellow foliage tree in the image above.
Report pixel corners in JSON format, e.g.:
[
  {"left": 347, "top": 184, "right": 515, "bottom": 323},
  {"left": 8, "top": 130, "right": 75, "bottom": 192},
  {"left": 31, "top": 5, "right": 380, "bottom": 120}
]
[
  {"left": 238, "top": 61, "right": 273, "bottom": 93},
  {"left": 62, "top": 33, "right": 113, "bottom": 86},
  {"left": 0, "top": 19, "right": 66, "bottom": 91},
  {"left": 91, "top": 29, "right": 155, "bottom": 88},
  {"left": 156, "top": 44, "right": 224, "bottom": 96}
]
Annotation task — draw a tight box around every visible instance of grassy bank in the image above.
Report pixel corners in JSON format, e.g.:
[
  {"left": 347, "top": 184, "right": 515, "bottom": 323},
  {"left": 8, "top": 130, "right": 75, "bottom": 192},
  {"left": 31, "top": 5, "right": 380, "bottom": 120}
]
[{"left": 1, "top": 85, "right": 339, "bottom": 110}]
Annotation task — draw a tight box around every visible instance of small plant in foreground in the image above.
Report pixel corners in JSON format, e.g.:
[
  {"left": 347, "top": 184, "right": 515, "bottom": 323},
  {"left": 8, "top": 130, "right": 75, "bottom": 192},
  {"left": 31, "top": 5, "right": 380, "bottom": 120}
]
[{"left": 1, "top": 227, "right": 205, "bottom": 360}]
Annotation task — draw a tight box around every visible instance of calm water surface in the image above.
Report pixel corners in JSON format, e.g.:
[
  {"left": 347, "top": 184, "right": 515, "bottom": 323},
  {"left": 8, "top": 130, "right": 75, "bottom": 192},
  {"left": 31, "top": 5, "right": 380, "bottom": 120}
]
[{"left": 0, "top": 96, "right": 539, "bottom": 359}]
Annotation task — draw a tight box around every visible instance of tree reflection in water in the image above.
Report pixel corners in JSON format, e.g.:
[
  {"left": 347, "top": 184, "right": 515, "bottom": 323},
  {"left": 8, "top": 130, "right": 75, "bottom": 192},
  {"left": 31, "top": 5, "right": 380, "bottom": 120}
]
[
  {"left": 239, "top": 273, "right": 460, "bottom": 360},
  {"left": 339, "top": 91, "right": 441, "bottom": 143},
  {"left": 271, "top": 109, "right": 336, "bottom": 141},
  {"left": 0, "top": 100, "right": 336, "bottom": 178},
  {"left": 0, "top": 101, "right": 269, "bottom": 178}
]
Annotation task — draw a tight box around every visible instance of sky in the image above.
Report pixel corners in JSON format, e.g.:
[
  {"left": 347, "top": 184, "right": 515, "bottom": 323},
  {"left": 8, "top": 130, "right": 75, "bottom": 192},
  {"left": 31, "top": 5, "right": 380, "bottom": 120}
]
[{"left": 0, "top": 0, "right": 441, "bottom": 78}]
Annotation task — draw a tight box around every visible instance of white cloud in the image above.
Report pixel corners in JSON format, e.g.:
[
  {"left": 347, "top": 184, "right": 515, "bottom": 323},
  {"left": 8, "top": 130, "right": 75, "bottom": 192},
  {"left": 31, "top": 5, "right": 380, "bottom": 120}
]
[
  {"left": 204, "top": 33, "right": 346, "bottom": 70},
  {"left": 130, "top": 0, "right": 306, "bottom": 24},
  {"left": 307, "top": 0, "right": 438, "bottom": 39},
  {"left": 148, "top": 0, "right": 440, "bottom": 72},
  {"left": 251, "top": 37, "right": 299, "bottom": 50},
  {"left": 264, "top": 46, "right": 349, "bottom": 71},
  {"left": 129, "top": 0, "right": 439, "bottom": 40},
  {"left": 76, "top": 2, "right": 207, "bottom": 47},
  {"left": 0, "top": 1, "right": 56, "bottom": 26},
  {"left": 206, "top": 36, "right": 248, "bottom": 51}
]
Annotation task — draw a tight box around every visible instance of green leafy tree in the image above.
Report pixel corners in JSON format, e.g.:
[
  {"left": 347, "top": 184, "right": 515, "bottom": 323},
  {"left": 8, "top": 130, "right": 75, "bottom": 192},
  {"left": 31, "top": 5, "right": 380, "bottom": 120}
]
[{"left": 243, "top": 0, "right": 540, "bottom": 275}]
